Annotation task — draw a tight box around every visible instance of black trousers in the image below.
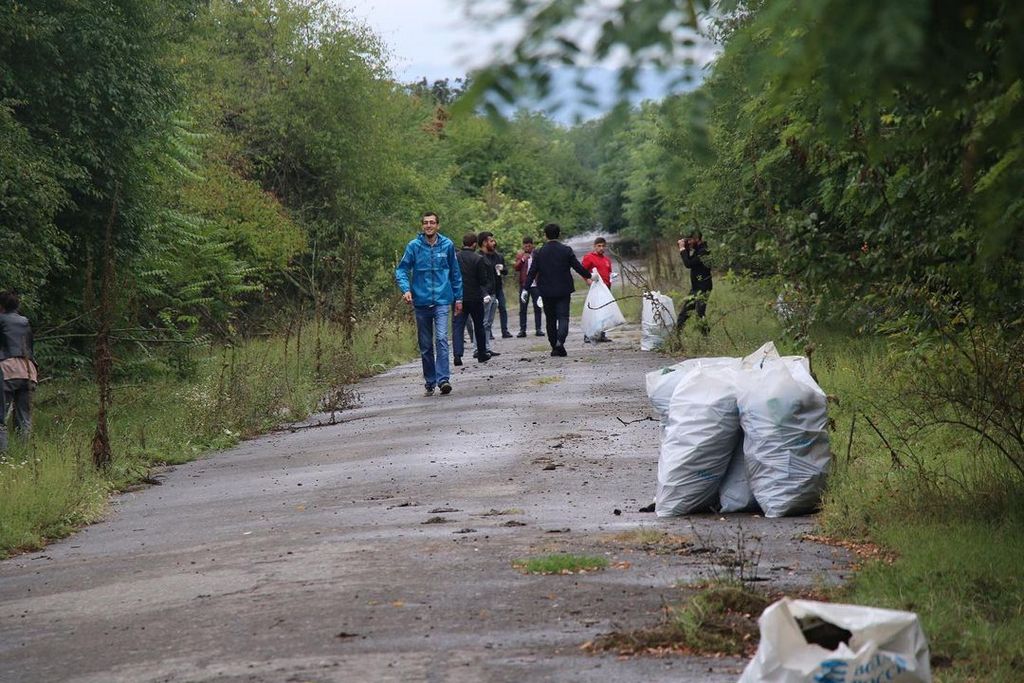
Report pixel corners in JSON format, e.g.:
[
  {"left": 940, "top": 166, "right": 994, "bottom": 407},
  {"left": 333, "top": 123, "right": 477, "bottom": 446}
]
[
  {"left": 519, "top": 286, "right": 542, "bottom": 333},
  {"left": 542, "top": 295, "right": 572, "bottom": 348},
  {"left": 452, "top": 300, "right": 487, "bottom": 359},
  {"left": 676, "top": 288, "right": 710, "bottom": 329}
]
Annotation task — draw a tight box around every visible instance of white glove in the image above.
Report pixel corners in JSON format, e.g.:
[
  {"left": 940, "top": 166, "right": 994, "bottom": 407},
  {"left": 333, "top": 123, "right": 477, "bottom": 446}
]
[
  {"left": 483, "top": 295, "right": 493, "bottom": 305},
  {"left": 520, "top": 289, "right": 528, "bottom": 303},
  {"left": 537, "top": 296, "right": 544, "bottom": 309}
]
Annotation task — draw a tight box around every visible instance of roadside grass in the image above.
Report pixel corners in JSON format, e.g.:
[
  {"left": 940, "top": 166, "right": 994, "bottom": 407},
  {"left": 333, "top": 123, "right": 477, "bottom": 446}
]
[
  {"left": 532, "top": 376, "right": 561, "bottom": 385},
  {"left": 513, "top": 553, "right": 609, "bottom": 574},
  {"left": 640, "top": 264, "right": 1024, "bottom": 676},
  {"left": 0, "top": 312, "right": 417, "bottom": 556}
]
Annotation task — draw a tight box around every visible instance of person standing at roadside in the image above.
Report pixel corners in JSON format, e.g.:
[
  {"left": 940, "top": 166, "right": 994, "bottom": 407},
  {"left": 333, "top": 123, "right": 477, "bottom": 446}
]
[
  {"left": 581, "top": 237, "right": 614, "bottom": 342},
  {"left": 395, "top": 212, "right": 463, "bottom": 396},
  {"left": 526, "top": 223, "right": 592, "bottom": 357},
  {"left": 514, "top": 236, "right": 543, "bottom": 337},
  {"left": 0, "top": 291, "right": 38, "bottom": 450},
  {"left": 676, "top": 231, "right": 712, "bottom": 334},
  {"left": 452, "top": 233, "right": 494, "bottom": 366}
]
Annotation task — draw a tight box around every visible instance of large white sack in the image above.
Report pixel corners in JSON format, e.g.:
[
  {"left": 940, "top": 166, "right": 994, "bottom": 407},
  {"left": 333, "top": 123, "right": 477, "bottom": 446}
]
[
  {"left": 718, "top": 440, "right": 758, "bottom": 513},
  {"left": 581, "top": 277, "right": 626, "bottom": 338},
  {"left": 640, "top": 291, "right": 676, "bottom": 351},
  {"left": 656, "top": 366, "right": 740, "bottom": 516},
  {"left": 737, "top": 359, "right": 831, "bottom": 518},
  {"left": 742, "top": 340, "right": 782, "bottom": 369},
  {"left": 719, "top": 355, "right": 810, "bottom": 514},
  {"left": 645, "top": 357, "right": 739, "bottom": 423},
  {"left": 739, "top": 598, "right": 931, "bottom": 683}
]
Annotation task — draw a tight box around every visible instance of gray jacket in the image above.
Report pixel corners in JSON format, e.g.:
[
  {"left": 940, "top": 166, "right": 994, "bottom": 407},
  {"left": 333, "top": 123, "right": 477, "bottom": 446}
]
[{"left": 0, "top": 312, "right": 34, "bottom": 361}]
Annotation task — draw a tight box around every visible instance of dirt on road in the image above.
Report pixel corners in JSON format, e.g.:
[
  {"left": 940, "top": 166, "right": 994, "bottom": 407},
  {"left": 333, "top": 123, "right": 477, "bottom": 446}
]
[{"left": 0, "top": 284, "right": 850, "bottom": 682}]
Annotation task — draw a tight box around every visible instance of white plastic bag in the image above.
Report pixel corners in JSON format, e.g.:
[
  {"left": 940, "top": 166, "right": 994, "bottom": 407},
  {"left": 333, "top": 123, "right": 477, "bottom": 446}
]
[
  {"left": 737, "top": 357, "right": 831, "bottom": 518},
  {"left": 645, "top": 357, "right": 739, "bottom": 424},
  {"left": 641, "top": 291, "right": 676, "bottom": 351},
  {"left": 740, "top": 598, "right": 932, "bottom": 683},
  {"left": 718, "top": 440, "right": 758, "bottom": 513},
  {"left": 581, "top": 278, "right": 626, "bottom": 338},
  {"left": 655, "top": 365, "right": 740, "bottom": 516}
]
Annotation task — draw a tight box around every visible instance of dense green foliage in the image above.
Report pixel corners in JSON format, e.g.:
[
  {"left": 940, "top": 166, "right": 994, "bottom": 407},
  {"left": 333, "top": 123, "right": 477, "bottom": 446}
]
[
  {"left": 0, "top": 0, "right": 600, "bottom": 374},
  {"left": 509, "top": 1, "right": 1024, "bottom": 326}
]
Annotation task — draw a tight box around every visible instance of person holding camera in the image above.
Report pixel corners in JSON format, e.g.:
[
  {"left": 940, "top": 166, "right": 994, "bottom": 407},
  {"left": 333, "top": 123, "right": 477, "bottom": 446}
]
[{"left": 676, "top": 231, "right": 712, "bottom": 334}]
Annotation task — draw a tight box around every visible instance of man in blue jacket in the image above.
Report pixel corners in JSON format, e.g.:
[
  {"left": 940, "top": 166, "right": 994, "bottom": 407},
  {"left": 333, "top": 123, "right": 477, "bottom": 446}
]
[{"left": 395, "top": 212, "right": 464, "bottom": 396}]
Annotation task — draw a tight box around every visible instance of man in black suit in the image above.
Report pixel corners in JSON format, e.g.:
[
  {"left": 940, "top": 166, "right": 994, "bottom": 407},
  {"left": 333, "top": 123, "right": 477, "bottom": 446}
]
[{"left": 526, "top": 223, "right": 592, "bottom": 357}]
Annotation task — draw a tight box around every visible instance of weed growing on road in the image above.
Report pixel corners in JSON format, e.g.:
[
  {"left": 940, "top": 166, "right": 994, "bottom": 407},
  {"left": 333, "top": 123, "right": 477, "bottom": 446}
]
[
  {"left": 600, "top": 527, "right": 694, "bottom": 554},
  {"left": 513, "top": 554, "right": 609, "bottom": 574},
  {"left": 584, "top": 580, "right": 769, "bottom": 657}
]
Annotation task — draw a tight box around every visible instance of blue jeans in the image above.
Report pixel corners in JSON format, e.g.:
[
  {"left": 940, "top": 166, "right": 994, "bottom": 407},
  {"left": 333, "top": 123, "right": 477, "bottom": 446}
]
[{"left": 415, "top": 304, "right": 451, "bottom": 389}]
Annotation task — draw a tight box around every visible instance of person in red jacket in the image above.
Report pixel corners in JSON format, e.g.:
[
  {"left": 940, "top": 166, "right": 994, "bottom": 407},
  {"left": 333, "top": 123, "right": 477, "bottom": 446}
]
[
  {"left": 581, "top": 237, "right": 614, "bottom": 342},
  {"left": 581, "top": 237, "right": 612, "bottom": 287}
]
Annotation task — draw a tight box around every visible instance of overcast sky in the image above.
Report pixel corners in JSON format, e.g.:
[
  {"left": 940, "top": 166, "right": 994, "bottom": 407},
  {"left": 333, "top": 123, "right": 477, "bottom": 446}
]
[
  {"left": 339, "top": 0, "right": 719, "bottom": 120},
  {"left": 340, "top": 0, "right": 514, "bottom": 82}
]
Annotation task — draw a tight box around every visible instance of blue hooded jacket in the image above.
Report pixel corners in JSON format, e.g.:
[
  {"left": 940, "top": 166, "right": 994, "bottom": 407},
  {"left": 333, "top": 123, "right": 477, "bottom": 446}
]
[{"left": 395, "top": 232, "right": 464, "bottom": 306}]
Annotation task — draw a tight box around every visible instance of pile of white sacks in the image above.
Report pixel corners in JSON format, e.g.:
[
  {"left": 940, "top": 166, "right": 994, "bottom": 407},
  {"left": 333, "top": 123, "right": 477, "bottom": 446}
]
[{"left": 645, "top": 341, "right": 831, "bottom": 518}]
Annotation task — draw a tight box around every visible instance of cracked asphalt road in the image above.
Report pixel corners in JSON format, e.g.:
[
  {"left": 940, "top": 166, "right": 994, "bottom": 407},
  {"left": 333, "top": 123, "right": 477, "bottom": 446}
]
[{"left": 0, "top": 272, "right": 850, "bottom": 683}]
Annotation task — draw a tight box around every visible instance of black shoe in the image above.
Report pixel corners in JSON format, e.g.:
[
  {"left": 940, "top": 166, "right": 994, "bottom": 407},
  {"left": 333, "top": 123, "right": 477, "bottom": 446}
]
[
  {"left": 453, "top": 356, "right": 462, "bottom": 366},
  {"left": 486, "top": 350, "right": 500, "bottom": 356},
  {"left": 439, "top": 381, "right": 452, "bottom": 395},
  {"left": 554, "top": 345, "right": 567, "bottom": 357},
  {"left": 516, "top": 331, "right": 526, "bottom": 338},
  {"left": 535, "top": 331, "right": 545, "bottom": 336},
  {"left": 478, "top": 352, "right": 491, "bottom": 363},
  {"left": 424, "top": 387, "right": 435, "bottom": 397},
  {"left": 502, "top": 332, "right": 513, "bottom": 338}
]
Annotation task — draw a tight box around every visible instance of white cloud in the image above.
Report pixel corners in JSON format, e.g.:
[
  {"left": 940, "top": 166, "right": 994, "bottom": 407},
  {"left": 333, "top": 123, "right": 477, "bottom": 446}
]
[{"left": 338, "top": 0, "right": 520, "bottom": 81}]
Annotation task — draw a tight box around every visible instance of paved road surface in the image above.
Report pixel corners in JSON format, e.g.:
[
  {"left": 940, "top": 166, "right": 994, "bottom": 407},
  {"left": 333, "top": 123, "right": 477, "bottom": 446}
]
[{"left": 0, "top": 253, "right": 849, "bottom": 682}]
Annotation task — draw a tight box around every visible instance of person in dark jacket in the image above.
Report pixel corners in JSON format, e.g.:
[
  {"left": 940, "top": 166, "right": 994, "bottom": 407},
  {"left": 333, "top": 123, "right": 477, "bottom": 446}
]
[
  {"left": 477, "top": 231, "right": 512, "bottom": 341},
  {"left": 0, "top": 291, "right": 37, "bottom": 450},
  {"left": 453, "top": 233, "right": 495, "bottom": 365},
  {"left": 525, "top": 223, "right": 592, "bottom": 357},
  {"left": 676, "top": 231, "right": 712, "bottom": 333}
]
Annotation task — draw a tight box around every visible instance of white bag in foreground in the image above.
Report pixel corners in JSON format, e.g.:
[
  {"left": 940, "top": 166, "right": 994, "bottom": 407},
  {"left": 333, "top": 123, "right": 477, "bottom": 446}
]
[
  {"left": 581, "top": 278, "right": 626, "bottom": 338},
  {"left": 640, "top": 291, "right": 676, "bottom": 351},
  {"left": 740, "top": 598, "right": 931, "bottom": 683},
  {"left": 737, "top": 358, "right": 831, "bottom": 518},
  {"left": 656, "top": 365, "right": 739, "bottom": 516}
]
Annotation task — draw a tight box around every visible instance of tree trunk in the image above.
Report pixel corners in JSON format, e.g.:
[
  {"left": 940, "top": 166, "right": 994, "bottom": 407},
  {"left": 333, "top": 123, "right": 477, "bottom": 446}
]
[{"left": 91, "top": 189, "right": 119, "bottom": 469}]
